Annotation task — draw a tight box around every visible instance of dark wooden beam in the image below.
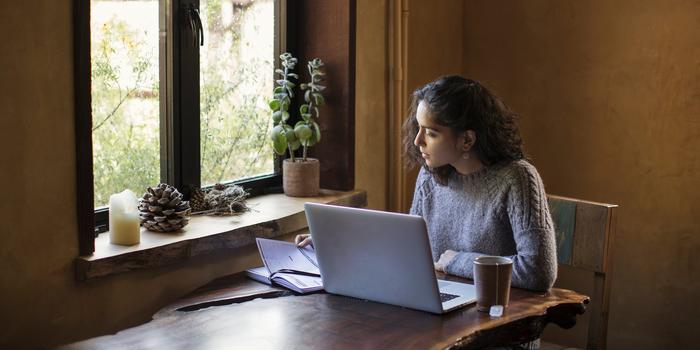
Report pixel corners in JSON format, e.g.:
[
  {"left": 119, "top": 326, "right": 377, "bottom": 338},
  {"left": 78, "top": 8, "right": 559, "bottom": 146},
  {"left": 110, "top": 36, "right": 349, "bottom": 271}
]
[
  {"left": 73, "top": 0, "right": 95, "bottom": 255},
  {"left": 288, "top": 0, "right": 356, "bottom": 191}
]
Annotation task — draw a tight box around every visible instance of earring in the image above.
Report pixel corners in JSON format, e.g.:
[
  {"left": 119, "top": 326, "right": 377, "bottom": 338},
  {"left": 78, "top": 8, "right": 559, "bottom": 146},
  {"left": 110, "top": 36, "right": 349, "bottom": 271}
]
[{"left": 462, "top": 152, "right": 470, "bottom": 160}]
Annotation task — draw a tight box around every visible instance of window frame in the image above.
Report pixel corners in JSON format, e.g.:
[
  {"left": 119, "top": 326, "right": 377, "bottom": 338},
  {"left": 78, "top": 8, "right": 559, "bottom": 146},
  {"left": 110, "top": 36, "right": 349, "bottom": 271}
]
[
  {"left": 74, "top": 0, "right": 356, "bottom": 256},
  {"left": 81, "top": 0, "right": 285, "bottom": 237}
]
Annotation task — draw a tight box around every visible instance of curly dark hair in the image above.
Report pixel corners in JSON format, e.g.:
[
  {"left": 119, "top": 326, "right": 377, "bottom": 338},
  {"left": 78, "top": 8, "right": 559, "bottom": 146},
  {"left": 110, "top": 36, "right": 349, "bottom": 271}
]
[{"left": 402, "top": 75, "right": 526, "bottom": 184}]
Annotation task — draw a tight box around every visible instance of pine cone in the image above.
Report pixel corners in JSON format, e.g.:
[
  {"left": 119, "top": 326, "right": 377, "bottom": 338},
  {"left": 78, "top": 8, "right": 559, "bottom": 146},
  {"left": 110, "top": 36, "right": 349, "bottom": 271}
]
[
  {"left": 189, "top": 186, "right": 208, "bottom": 213},
  {"left": 138, "top": 183, "right": 190, "bottom": 232}
]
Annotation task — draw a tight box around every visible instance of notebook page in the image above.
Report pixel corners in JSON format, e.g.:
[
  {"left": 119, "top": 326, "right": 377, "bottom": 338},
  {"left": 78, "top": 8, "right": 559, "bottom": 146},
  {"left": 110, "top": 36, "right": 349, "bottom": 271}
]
[
  {"left": 256, "top": 238, "right": 320, "bottom": 275},
  {"left": 299, "top": 244, "right": 318, "bottom": 267}
]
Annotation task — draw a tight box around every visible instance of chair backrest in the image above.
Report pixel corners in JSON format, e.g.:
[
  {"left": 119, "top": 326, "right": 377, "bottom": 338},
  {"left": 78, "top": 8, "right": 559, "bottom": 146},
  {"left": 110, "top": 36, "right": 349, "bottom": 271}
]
[{"left": 547, "top": 194, "right": 618, "bottom": 350}]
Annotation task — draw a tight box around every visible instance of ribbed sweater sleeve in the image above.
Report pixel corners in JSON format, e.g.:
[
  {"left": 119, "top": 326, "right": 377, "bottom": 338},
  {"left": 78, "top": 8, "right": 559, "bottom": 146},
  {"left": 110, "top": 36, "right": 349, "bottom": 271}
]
[
  {"left": 504, "top": 162, "right": 558, "bottom": 291},
  {"left": 433, "top": 161, "right": 557, "bottom": 292}
]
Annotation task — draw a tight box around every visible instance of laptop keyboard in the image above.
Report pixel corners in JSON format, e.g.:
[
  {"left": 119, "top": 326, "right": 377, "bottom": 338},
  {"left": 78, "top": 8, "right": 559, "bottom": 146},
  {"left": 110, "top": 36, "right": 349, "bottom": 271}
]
[{"left": 440, "top": 292, "right": 459, "bottom": 303}]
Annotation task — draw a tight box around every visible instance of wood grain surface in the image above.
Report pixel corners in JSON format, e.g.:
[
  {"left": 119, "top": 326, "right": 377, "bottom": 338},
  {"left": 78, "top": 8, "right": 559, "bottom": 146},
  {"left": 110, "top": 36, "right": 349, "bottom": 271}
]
[
  {"left": 75, "top": 189, "right": 366, "bottom": 281},
  {"left": 62, "top": 272, "right": 589, "bottom": 350}
]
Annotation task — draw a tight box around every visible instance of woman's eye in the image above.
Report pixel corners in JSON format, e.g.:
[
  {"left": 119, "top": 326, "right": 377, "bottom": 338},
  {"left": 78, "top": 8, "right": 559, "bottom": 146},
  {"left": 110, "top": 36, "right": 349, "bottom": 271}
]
[{"left": 426, "top": 132, "right": 436, "bottom": 138}]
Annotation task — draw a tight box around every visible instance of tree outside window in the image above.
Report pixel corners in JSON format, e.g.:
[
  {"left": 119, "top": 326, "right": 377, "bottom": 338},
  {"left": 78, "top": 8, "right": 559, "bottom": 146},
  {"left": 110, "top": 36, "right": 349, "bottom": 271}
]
[{"left": 90, "top": 0, "right": 276, "bottom": 209}]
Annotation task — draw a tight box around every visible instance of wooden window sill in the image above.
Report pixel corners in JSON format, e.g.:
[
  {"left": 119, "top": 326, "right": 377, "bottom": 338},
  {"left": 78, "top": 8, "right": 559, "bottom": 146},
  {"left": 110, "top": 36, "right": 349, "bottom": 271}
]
[{"left": 75, "top": 189, "right": 367, "bottom": 281}]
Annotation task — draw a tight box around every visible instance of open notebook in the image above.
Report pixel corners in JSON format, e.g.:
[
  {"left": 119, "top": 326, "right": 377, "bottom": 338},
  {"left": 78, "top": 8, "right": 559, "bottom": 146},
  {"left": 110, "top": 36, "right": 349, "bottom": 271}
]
[{"left": 245, "top": 237, "right": 323, "bottom": 294}]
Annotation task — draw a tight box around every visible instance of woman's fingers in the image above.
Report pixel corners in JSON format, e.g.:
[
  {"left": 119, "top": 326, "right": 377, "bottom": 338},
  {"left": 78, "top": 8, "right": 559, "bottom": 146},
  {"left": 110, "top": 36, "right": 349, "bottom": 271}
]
[
  {"left": 434, "top": 250, "right": 457, "bottom": 272},
  {"left": 295, "top": 234, "right": 309, "bottom": 245},
  {"left": 298, "top": 236, "right": 313, "bottom": 247},
  {"left": 295, "top": 234, "right": 312, "bottom": 247}
]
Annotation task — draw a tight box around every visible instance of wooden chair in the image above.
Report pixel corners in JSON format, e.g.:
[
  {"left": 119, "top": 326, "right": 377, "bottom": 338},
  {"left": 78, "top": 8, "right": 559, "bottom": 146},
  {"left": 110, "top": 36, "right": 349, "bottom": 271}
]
[{"left": 544, "top": 195, "right": 618, "bottom": 350}]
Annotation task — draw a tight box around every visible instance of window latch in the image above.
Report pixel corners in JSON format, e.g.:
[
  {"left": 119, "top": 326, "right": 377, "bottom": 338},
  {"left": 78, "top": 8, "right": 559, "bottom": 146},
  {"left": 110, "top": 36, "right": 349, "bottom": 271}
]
[{"left": 185, "top": 4, "right": 204, "bottom": 47}]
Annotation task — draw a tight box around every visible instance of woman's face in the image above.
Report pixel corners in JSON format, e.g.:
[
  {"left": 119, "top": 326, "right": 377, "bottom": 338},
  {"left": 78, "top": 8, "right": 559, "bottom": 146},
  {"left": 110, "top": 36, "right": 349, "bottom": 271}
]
[{"left": 413, "top": 101, "right": 464, "bottom": 169}]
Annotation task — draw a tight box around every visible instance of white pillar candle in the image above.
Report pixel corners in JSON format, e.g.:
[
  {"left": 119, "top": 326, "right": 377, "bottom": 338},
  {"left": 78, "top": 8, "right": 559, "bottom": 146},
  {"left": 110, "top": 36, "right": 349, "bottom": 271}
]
[{"left": 109, "top": 189, "right": 141, "bottom": 246}]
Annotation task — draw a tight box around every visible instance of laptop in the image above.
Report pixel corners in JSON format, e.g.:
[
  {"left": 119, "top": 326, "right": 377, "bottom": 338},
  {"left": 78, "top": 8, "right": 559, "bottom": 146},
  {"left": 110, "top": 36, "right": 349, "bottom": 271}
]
[{"left": 304, "top": 202, "right": 477, "bottom": 314}]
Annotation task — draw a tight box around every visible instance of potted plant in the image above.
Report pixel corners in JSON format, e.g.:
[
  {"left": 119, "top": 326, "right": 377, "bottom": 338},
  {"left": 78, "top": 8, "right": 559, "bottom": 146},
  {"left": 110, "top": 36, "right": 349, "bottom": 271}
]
[{"left": 269, "top": 53, "right": 326, "bottom": 197}]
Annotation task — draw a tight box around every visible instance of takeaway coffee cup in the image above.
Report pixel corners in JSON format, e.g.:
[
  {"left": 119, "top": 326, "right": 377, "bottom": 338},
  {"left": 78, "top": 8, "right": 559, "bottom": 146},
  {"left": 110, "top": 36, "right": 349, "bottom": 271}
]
[{"left": 473, "top": 256, "right": 513, "bottom": 313}]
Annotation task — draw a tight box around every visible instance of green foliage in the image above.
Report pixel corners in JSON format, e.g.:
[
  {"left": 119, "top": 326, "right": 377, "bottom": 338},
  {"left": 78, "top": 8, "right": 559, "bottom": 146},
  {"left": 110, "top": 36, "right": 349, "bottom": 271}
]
[
  {"left": 91, "top": 14, "right": 160, "bottom": 208},
  {"left": 296, "top": 58, "right": 326, "bottom": 160},
  {"left": 92, "top": 0, "right": 275, "bottom": 207},
  {"left": 198, "top": 0, "right": 274, "bottom": 186},
  {"left": 268, "top": 54, "right": 326, "bottom": 162},
  {"left": 268, "top": 52, "right": 300, "bottom": 160}
]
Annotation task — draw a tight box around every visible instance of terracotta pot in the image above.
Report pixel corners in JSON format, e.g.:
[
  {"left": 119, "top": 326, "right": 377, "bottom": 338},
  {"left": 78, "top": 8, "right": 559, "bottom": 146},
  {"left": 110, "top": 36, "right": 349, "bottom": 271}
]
[{"left": 283, "top": 158, "right": 320, "bottom": 197}]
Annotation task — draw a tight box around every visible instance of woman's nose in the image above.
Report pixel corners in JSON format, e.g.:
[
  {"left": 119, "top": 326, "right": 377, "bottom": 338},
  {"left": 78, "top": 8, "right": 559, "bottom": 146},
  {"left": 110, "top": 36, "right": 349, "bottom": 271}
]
[{"left": 413, "top": 131, "right": 423, "bottom": 147}]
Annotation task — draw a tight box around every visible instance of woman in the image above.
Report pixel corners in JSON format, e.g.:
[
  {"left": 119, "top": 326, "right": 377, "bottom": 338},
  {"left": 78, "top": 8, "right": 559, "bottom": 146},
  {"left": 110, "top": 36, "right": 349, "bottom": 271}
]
[
  {"left": 298, "top": 75, "right": 556, "bottom": 293},
  {"left": 403, "top": 75, "right": 557, "bottom": 292}
]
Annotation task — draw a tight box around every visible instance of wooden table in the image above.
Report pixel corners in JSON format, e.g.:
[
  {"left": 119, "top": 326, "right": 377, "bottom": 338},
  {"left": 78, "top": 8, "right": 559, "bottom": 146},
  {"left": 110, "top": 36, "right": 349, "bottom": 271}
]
[{"left": 62, "top": 272, "right": 589, "bottom": 350}]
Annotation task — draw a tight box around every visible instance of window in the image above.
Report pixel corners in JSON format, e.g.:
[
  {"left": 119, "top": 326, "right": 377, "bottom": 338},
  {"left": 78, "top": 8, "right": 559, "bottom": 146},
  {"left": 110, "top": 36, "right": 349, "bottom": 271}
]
[
  {"left": 90, "top": 0, "right": 161, "bottom": 209},
  {"left": 75, "top": 0, "right": 356, "bottom": 256},
  {"left": 87, "top": 0, "right": 283, "bottom": 232},
  {"left": 198, "top": 1, "right": 277, "bottom": 187}
]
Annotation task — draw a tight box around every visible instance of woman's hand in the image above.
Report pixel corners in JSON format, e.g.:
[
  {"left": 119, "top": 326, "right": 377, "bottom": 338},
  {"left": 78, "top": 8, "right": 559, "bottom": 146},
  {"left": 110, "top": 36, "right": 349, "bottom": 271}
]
[
  {"left": 295, "top": 233, "right": 313, "bottom": 247},
  {"left": 434, "top": 250, "right": 458, "bottom": 272}
]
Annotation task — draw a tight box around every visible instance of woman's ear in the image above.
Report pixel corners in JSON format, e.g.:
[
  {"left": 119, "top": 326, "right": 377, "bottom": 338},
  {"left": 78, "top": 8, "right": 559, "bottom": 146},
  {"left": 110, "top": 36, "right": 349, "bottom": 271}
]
[{"left": 461, "top": 130, "right": 477, "bottom": 152}]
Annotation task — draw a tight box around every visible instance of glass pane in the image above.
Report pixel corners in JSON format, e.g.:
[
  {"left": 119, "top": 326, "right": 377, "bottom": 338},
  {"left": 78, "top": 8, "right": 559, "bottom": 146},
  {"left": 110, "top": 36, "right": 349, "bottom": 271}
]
[
  {"left": 200, "top": 0, "right": 275, "bottom": 186},
  {"left": 91, "top": 0, "right": 160, "bottom": 208}
]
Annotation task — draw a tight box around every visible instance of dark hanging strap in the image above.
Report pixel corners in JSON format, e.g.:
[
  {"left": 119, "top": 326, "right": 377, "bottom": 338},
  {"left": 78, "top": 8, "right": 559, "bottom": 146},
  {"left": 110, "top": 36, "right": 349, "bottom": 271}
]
[
  {"left": 185, "top": 4, "right": 204, "bottom": 47},
  {"left": 191, "top": 5, "right": 204, "bottom": 46}
]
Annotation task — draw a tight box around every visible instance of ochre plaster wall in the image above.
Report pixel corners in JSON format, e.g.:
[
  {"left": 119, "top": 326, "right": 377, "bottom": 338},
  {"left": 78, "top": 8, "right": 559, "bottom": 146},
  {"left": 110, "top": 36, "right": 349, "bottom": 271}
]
[
  {"left": 399, "top": 0, "right": 466, "bottom": 211},
  {"left": 462, "top": 0, "right": 699, "bottom": 348},
  {"left": 355, "top": 0, "right": 389, "bottom": 210}
]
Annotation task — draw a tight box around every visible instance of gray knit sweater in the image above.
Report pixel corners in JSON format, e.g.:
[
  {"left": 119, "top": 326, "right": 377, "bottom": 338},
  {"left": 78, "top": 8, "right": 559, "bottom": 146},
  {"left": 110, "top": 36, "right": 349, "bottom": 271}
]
[{"left": 410, "top": 160, "right": 557, "bottom": 291}]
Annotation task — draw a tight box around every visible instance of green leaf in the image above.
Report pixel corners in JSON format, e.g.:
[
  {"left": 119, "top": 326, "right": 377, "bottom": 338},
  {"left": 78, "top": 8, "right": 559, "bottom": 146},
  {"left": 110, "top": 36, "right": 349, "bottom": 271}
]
[
  {"left": 285, "top": 81, "right": 296, "bottom": 88},
  {"left": 273, "top": 86, "right": 285, "bottom": 94},
  {"left": 287, "top": 73, "right": 299, "bottom": 79},
  {"left": 301, "top": 113, "right": 312, "bottom": 122},
  {"left": 300, "top": 83, "right": 308, "bottom": 90},
  {"left": 289, "top": 140, "right": 301, "bottom": 151},
  {"left": 272, "top": 111, "right": 282, "bottom": 123},
  {"left": 285, "top": 128, "right": 297, "bottom": 142},
  {"left": 273, "top": 137, "right": 288, "bottom": 155},
  {"left": 275, "top": 68, "right": 284, "bottom": 76},
  {"left": 302, "top": 137, "right": 317, "bottom": 148},
  {"left": 312, "top": 121, "right": 321, "bottom": 143},
  {"left": 313, "top": 93, "right": 324, "bottom": 106},
  {"left": 305, "top": 90, "right": 311, "bottom": 103},
  {"left": 270, "top": 124, "right": 284, "bottom": 140},
  {"left": 270, "top": 125, "right": 288, "bottom": 155},
  {"left": 299, "top": 104, "right": 309, "bottom": 114},
  {"left": 281, "top": 111, "right": 290, "bottom": 122},
  {"left": 269, "top": 99, "right": 281, "bottom": 111},
  {"left": 294, "top": 124, "right": 312, "bottom": 141}
]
